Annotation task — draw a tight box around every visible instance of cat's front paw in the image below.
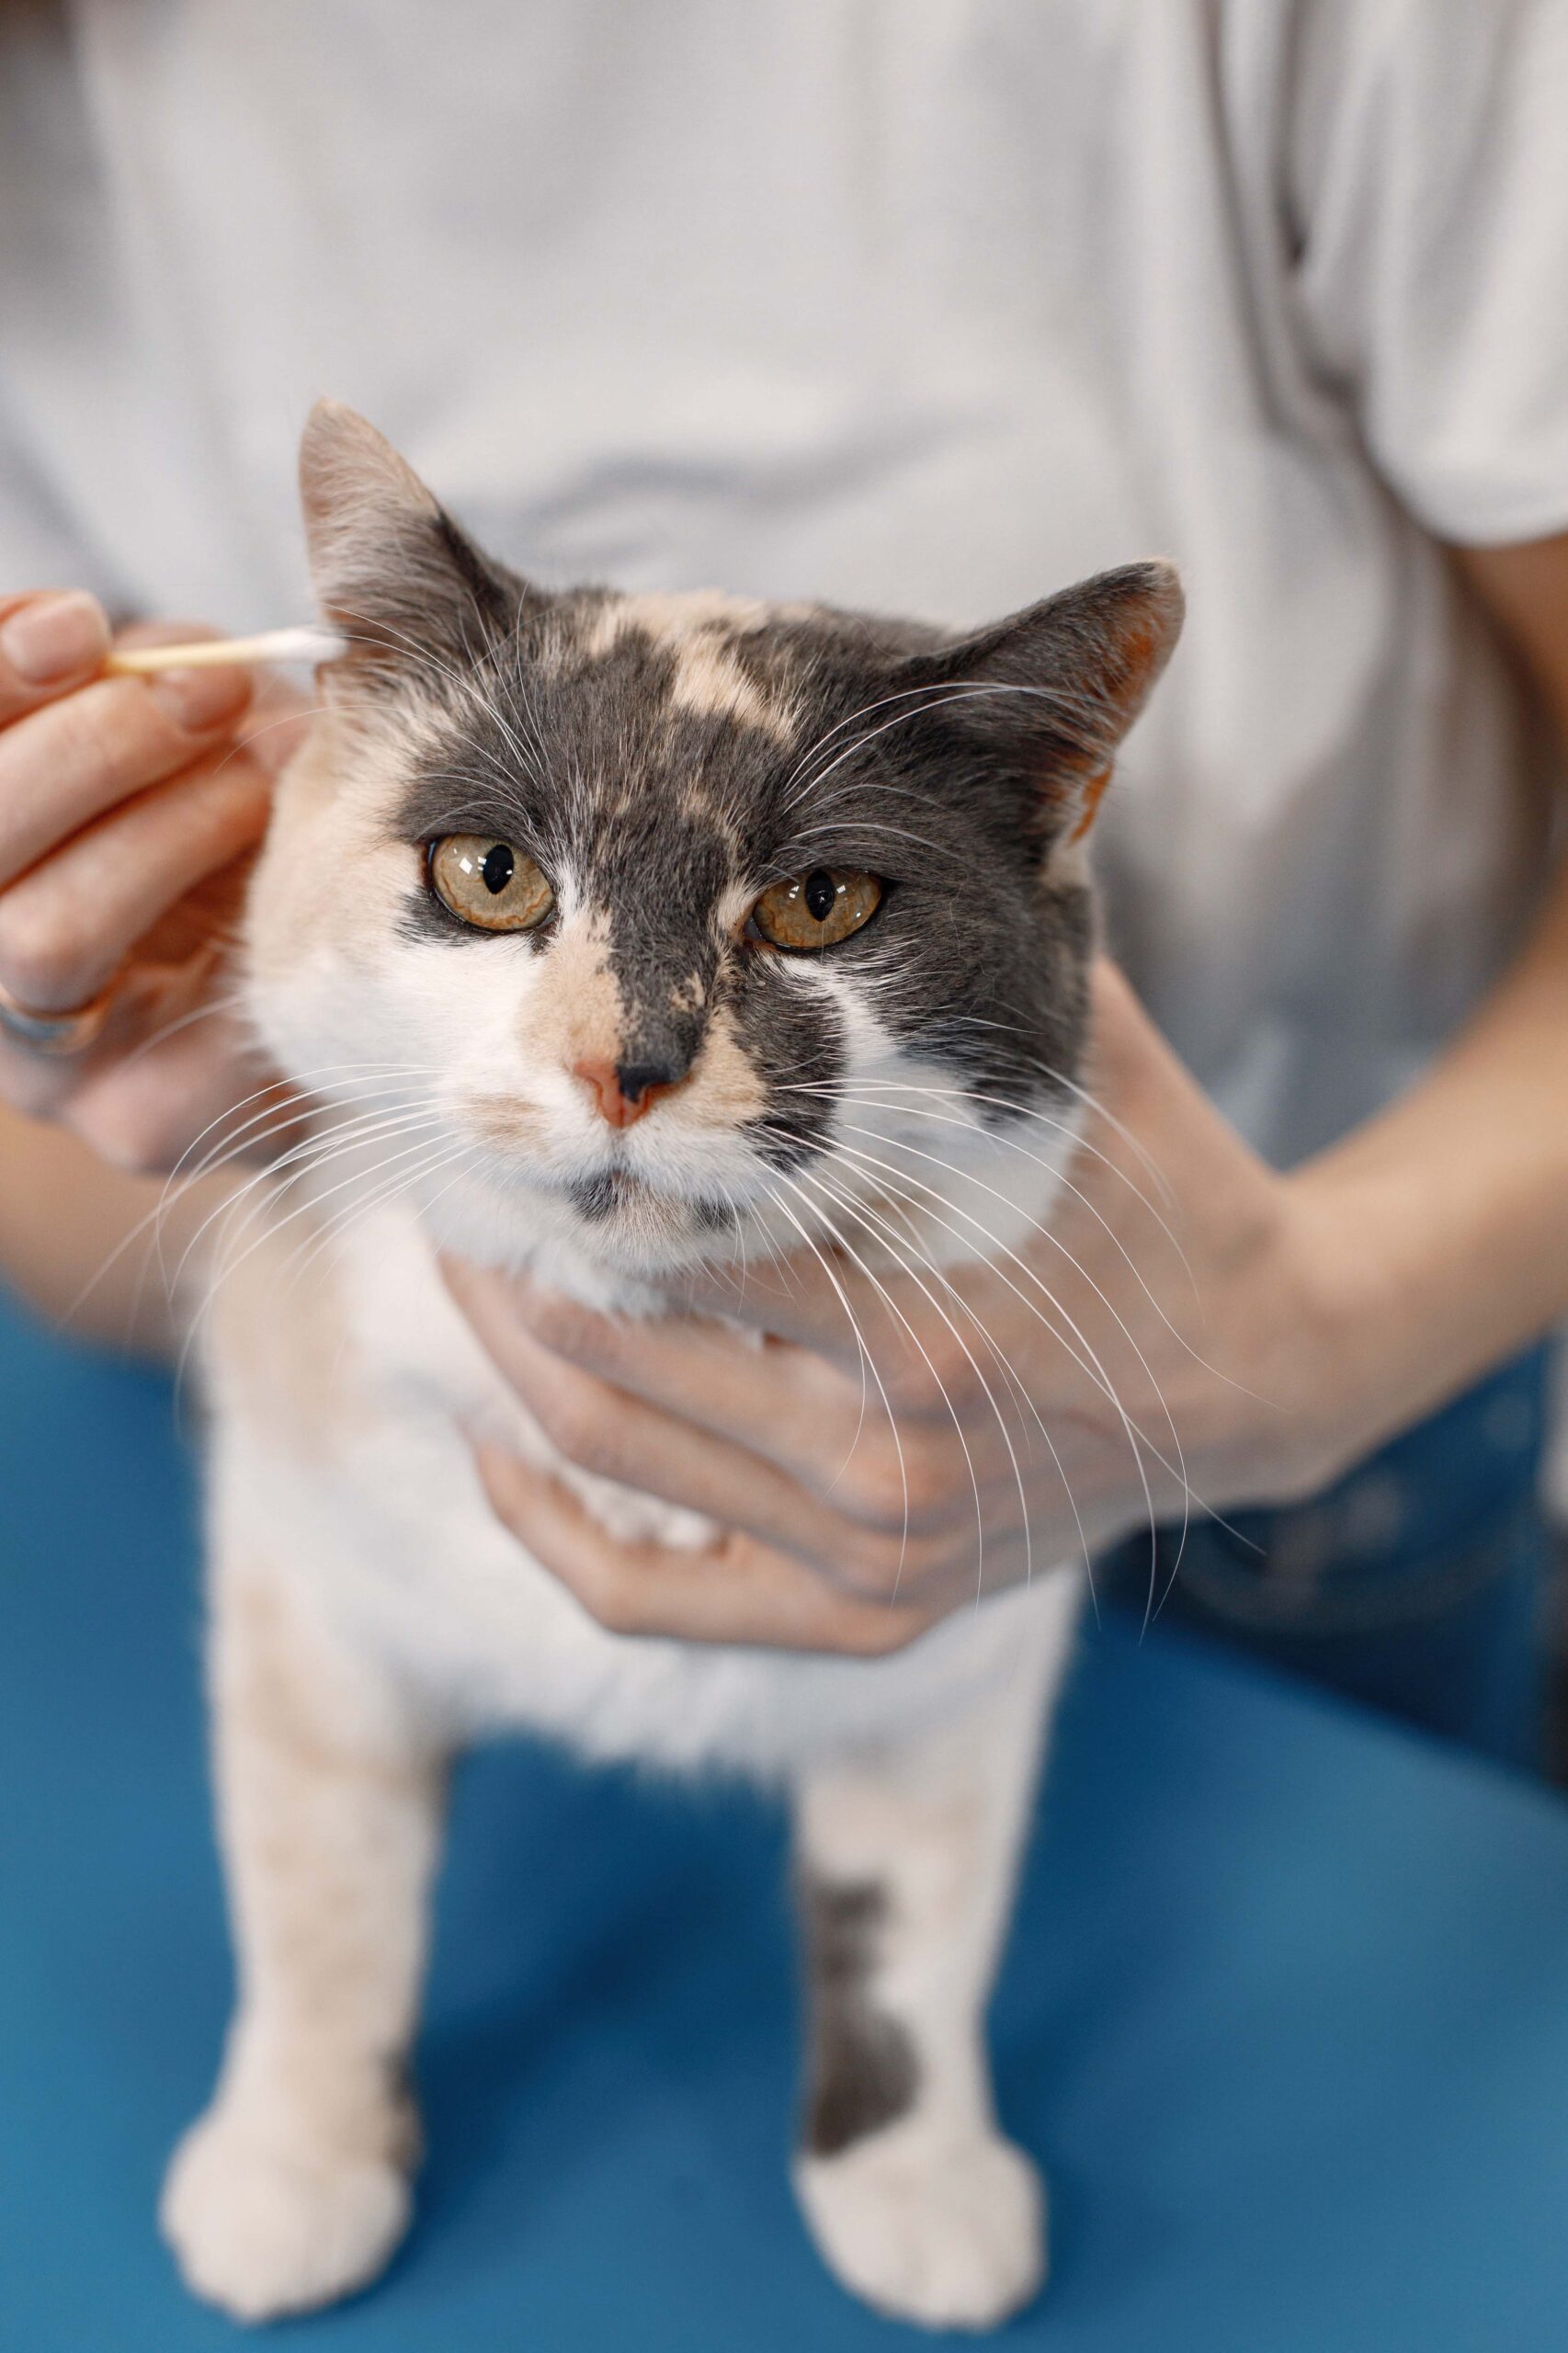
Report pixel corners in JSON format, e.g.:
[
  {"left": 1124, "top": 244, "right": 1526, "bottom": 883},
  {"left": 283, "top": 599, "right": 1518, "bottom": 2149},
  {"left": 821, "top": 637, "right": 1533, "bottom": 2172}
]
[
  {"left": 796, "top": 2117, "right": 1045, "bottom": 2332},
  {"left": 161, "top": 2103, "right": 411, "bottom": 2322}
]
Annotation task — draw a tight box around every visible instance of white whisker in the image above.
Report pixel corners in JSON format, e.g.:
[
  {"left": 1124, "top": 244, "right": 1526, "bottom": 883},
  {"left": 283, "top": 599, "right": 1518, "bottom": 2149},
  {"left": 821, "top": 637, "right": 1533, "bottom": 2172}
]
[
  {"left": 809, "top": 1131, "right": 1173, "bottom": 1614},
  {"left": 752, "top": 1176, "right": 912, "bottom": 1572},
  {"left": 764, "top": 1164, "right": 984, "bottom": 1602},
  {"left": 794, "top": 1160, "right": 1034, "bottom": 1605}
]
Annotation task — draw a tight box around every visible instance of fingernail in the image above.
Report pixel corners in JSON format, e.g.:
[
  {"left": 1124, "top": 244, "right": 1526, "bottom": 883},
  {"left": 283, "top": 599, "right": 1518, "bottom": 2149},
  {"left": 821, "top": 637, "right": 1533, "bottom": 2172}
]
[
  {"left": 148, "top": 663, "right": 253, "bottom": 731},
  {"left": 0, "top": 591, "right": 109, "bottom": 684}
]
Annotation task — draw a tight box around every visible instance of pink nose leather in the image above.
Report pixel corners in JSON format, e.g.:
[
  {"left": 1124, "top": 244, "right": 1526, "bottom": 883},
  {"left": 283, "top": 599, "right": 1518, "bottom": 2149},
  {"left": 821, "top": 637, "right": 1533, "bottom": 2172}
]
[{"left": 573, "top": 1059, "right": 683, "bottom": 1130}]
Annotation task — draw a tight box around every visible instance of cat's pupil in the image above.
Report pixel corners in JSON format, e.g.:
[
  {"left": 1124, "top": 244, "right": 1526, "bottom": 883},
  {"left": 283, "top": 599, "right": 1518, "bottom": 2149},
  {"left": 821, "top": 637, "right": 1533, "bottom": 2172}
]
[
  {"left": 481, "top": 843, "right": 516, "bottom": 895},
  {"left": 803, "top": 870, "right": 837, "bottom": 922}
]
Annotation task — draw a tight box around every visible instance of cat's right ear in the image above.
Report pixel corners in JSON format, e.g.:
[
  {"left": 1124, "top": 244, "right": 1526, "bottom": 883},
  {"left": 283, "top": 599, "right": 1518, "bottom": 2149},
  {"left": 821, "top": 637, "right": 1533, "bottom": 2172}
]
[
  {"left": 299, "top": 399, "right": 519, "bottom": 683},
  {"left": 889, "top": 561, "right": 1184, "bottom": 849}
]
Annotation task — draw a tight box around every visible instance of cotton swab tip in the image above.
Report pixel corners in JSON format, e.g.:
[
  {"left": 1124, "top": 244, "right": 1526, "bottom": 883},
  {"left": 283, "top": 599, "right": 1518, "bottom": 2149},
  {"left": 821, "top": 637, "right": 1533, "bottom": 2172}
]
[{"left": 105, "top": 625, "right": 347, "bottom": 676}]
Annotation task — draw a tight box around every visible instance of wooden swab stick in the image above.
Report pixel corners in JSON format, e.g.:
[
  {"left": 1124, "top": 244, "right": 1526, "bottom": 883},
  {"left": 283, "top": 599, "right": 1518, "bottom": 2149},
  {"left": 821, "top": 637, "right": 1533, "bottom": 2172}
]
[{"left": 106, "top": 625, "right": 346, "bottom": 676}]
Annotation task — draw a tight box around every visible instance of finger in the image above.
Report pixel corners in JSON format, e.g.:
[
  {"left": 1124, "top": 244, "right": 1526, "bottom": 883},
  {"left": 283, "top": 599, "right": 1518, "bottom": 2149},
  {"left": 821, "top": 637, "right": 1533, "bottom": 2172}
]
[
  {"left": 116, "top": 616, "right": 317, "bottom": 771},
  {"left": 678, "top": 1246, "right": 1044, "bottom": 1464},
  {"left": 671, "top": 1242, "right": 877, "bottom": 1352},
  {"left": 0, "top": 592, "right": 111, "bottom": 726},
  {"left": 0, "top": 948, "right": 217, "bottom": 1140},
  {"left": 117, "top": 620, "right": 318, "bottom": 781},
  {"left": 61, "top": 1001, "right": 284, "bottom": 1177},
  {"left": 673, "top": 1244, "right": 998, "bottom": 1429},
  {"left": 0, "top": 1026, "right": 83, "bottom": 1122},
  {"left": 445, "top": 1256, "right": 937, "bottom": 1501},
  {"left": 574, "top": 1258, "right": 1065, "bottom": 1517},
  {"left": 0, "top": 659, "right": 253, "bottom": 888},
  {"left": 449, "top": 1279, "right": 966, "bottom": 1584},
  {"left": 0, "top": 748, "right": 270, "bottom": 1010},
  {"left": 520, "top": 1267, "right": 994, "bottom": 1536},
  {"left": 472, "top": 1443, "right": 938, "bottom": 1654}
]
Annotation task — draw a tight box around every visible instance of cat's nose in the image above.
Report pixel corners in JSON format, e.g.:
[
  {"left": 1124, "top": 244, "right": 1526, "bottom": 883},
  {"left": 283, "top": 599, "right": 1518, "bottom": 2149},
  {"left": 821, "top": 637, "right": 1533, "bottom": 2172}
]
[{"left": 573, "top": 1056, "right": 690, "bottom": 1130}]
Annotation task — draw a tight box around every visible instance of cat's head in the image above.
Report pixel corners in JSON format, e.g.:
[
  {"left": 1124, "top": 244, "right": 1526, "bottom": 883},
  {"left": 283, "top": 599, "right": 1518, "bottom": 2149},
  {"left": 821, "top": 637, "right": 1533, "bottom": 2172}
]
[{"left": 244, "top": 402, "right": 1180, "bottom": 1286}]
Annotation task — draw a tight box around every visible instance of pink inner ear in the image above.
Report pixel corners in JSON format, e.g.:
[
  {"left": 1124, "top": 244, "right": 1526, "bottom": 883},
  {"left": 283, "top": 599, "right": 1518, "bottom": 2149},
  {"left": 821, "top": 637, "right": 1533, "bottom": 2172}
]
[{"left": 1066, "top": 765, "right": 1112, "bottom": 844}]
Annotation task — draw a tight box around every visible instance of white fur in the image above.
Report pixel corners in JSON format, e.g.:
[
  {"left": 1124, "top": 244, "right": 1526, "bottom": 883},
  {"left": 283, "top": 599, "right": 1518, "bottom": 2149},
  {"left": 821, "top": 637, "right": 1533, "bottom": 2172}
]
[
  {"left": 796, "top": 2118, "right": 1046, "bottom": 2331},
  {"left": 162, "top": 2113, "right": 410, "bottom": 2325}
]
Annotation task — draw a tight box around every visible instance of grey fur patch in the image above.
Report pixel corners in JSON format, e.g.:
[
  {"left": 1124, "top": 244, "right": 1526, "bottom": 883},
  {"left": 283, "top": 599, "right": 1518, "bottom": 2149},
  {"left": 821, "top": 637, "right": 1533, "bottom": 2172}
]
[{"left": 800, "top": 1876, "right": 919, "bottom": 2159}]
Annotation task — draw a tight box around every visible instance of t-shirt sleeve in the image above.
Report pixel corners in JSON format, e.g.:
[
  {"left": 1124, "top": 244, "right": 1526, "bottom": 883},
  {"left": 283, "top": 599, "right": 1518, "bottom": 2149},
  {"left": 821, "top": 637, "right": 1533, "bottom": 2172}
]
[
  {"left": 0, "top": 12, "right": 126, "bottom": 602},
  {"left": 1290, "top": 0, "right": 1568, "bottom": 545}
]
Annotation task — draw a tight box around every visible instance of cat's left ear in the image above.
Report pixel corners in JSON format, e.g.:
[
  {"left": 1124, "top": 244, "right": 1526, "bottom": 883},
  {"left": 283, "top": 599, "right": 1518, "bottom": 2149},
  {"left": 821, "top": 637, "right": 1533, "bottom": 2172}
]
[
  {"left": 901, "top": 561, "right": 1184, "bottom": 843},
  {"left": 299, "top": 398, "right": 523, "bottom": 684}
]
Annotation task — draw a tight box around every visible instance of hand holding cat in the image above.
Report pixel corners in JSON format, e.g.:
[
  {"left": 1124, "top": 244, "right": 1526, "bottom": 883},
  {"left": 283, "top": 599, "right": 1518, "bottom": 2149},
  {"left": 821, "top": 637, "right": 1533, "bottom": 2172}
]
[
  {"left": 0, "top": 590, "right": 298, "bottom": 1172},
  {"left": 449, "top": 963, "right": 1378, "bottom": 1653}
]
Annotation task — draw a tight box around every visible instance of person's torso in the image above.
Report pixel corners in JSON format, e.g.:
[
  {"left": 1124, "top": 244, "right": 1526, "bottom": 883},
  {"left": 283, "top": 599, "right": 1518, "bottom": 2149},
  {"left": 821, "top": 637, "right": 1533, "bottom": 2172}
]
[{"left": 0, "top": 0, "right": 1552, "bottom": 1160}]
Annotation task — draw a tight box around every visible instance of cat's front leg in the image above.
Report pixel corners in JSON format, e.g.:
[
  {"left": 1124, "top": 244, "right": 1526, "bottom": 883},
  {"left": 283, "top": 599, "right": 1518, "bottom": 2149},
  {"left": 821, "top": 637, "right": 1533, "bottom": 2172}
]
[
  {"left": 791, "top": 1629, "right": 1067, "bottom": 2332},
  {"left": 162, "top": 1551, "right": 448, "bottom": 2323}
]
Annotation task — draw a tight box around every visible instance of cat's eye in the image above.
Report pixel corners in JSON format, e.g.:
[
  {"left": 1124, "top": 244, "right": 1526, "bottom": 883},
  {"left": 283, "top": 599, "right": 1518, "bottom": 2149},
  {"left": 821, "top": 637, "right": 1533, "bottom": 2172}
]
[
  {"left": 750, "top": 868, "right": 882, "bottom": 951},
  {"left": 428, "top": 835, "right": 555, "bottom": 933}
]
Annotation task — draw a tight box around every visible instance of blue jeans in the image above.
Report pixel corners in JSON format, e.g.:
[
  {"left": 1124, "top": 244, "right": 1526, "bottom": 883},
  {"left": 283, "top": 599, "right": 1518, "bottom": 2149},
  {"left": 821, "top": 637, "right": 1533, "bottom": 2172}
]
[{"left": 1095, "top": 1349, "right": 1555, "bottom": 1770}]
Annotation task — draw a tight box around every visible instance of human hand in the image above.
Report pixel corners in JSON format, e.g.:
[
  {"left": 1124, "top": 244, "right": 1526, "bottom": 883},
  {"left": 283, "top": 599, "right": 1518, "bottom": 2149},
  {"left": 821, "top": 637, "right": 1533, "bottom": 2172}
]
[
  {"left": 0, "top": 591, "right": 303, "bottom": 1174},
  {"left": 445, "top": 964, "right": 1378, "bottom": 1654}
]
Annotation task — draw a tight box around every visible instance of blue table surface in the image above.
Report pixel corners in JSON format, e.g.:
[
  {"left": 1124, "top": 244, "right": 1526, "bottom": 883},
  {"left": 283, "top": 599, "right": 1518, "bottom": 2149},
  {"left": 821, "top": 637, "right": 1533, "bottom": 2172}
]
[{"left": 4, "top": 1290, "right": 1568, "bottom": 2353}]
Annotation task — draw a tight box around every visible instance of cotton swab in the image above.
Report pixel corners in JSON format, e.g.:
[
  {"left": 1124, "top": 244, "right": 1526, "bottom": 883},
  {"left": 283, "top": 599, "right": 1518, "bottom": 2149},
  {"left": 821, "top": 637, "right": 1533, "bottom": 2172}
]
[{"left": 105, "top": 625, "right": 347, "bottom": 676}]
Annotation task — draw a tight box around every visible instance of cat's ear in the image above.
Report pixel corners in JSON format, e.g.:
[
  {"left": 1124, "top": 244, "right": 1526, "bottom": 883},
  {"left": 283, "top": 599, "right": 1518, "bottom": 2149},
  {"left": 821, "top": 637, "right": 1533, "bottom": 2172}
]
[
  {"left": 299, "top": 399, "right": 519, "bottom": 679},
  {"left": 902, "top": 561, "right": 1184, "bottom": 843}
]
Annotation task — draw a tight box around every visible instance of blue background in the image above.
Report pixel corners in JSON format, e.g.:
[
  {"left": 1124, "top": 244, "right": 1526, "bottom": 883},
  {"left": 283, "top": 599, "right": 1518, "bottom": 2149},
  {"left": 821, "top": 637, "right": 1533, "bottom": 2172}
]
[{"left": 4, "top": 1289, "right": 1568, "bottom": 2351}]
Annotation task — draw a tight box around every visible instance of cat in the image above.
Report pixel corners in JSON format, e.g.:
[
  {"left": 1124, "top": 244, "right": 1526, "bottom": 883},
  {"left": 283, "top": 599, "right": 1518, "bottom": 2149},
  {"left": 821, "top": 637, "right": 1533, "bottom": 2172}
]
[{"left": 159, "top": 401, "right": 1181, "bottom": 2331}]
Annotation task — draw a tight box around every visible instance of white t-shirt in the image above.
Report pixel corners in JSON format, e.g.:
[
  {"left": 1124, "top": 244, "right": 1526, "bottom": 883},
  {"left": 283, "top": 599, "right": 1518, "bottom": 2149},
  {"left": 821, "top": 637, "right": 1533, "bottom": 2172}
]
[{"left": 2, "top": 0, "right": 1565, "bottom": 1165}]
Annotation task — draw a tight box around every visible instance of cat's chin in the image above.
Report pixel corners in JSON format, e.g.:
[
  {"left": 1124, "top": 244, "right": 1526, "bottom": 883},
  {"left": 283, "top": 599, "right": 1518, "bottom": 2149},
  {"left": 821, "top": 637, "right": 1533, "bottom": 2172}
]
[{"left": 417, "top": 1162, "right": 744, "bottom": 1297}]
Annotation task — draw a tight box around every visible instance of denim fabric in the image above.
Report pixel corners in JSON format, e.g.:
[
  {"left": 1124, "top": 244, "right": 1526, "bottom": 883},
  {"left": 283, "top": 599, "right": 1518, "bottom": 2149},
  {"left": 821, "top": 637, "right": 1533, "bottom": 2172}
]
[{"left": 1096, "top": 1349, "right": 1555, "bottom": 1770}]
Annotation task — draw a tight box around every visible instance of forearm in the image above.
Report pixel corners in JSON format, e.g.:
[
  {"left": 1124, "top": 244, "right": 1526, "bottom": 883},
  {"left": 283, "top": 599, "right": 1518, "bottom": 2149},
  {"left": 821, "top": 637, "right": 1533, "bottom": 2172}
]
[
  {"left": 1297, "top": 849, "right": 1568, "bottom": 1450},
  {"left": 1284, "top": 535, "right": 1568, "bottom": 1453}
]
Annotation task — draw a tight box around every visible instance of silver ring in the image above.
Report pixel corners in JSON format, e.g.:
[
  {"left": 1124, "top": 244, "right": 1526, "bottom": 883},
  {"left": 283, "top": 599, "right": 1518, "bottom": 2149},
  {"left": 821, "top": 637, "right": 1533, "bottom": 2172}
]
[{"left": 0, "top": 973, "right": 119, "bottom": 1057}]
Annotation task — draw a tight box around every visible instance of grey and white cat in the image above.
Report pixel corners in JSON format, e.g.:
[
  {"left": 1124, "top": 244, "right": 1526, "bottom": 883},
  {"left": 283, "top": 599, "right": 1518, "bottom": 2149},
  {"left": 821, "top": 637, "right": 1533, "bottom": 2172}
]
[{"left": 161, "top": 403, "right": 1181, "bottom": 2331}]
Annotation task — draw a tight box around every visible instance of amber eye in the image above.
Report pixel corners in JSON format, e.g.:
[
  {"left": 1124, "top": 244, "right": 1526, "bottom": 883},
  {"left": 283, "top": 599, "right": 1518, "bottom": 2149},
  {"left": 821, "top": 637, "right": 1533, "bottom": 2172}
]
[
  {"left": 750, "top": 868, "right": 882, "bottom": 951},
  {"left": 429, "top": 835, "right": 555, "bottom": 933}
]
